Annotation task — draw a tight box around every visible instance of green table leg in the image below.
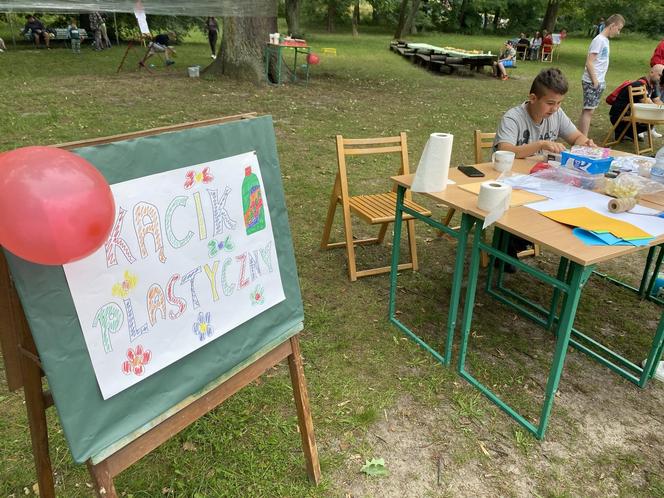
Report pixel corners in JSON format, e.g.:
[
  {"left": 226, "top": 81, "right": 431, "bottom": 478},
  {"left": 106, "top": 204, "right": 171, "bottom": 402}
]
[
  {"left": 458, "top": 220, "right": 593, "bottom": 439},
  {"left": 388, "top": 187, "right": 475, "bottom": 366}
]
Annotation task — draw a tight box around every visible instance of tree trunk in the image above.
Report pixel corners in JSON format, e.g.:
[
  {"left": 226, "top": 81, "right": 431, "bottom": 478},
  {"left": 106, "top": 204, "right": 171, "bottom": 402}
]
[
  {"left": 458, "top": 0, "right": 468, "bottom": 30},
  {"left": 492, "top": 8, "right": 500, "bottom": 32},
  {"left": 326, "top": 1, "right": 336, "bottom": 32},
  {"left": 482, "top": 11, "right": 488, "bottom": 32},
  {"left": 205, "top": 15, "right": 277, "bottom": 84},
  {"left": 285, "top": 0, "right": 300, "bottom": 37},
  {"left": 352, "top": 0, "right": 360, "bottom": 37},
  {"left": 404, "top": 0, "right": 421, "bottom": 35},
  {"left": 541, "top": 0, "right": 559, "bottom": 33},
  {"left": 394, "top": 0, "right": 409, "bottom": 39}
]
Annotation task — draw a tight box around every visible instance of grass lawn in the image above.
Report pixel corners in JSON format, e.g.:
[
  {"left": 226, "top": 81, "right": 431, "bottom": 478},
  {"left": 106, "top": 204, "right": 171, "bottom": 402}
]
[{"left": 1, "top": 25, "right": 663, "bottom": 497}]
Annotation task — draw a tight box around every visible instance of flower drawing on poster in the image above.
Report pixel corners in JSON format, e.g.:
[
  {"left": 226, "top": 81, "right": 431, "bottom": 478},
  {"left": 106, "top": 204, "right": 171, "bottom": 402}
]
[
  {"left": 121, "top": 345, "right": 152, "bottom": 376},
  {"left": 63, "top": 151, "right": 286, "bottom": 399}
]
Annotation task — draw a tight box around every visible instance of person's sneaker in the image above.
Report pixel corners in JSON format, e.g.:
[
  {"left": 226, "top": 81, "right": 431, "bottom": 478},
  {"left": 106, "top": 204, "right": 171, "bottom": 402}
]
[
  {"left": 211, "top": 54, "right": 216, "bottom": 59},
  {"left": 637, "top": 132, "right": 646, "bottom": 142},
  {"left": 501, "top": 75, "right": 509, "bottom": 80},
  {"left": 652, "top": 128, "right": 663, "bottom": 138},
  {"left": 165, "top": 60, "right": 175, "bottom": 66}
]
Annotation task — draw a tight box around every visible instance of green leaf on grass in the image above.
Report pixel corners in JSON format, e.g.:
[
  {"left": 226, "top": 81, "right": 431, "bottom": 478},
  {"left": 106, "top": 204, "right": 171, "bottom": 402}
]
[{"left": 361, "top": 457, "right": 389, "bottom": 477}]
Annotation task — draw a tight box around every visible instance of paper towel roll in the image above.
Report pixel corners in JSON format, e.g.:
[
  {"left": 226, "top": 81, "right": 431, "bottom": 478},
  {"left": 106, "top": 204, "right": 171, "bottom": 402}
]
[
  {"left": 411, "top": 133, "right": 453, "bottom": 193},
  {"left": 477, "top": 181, "right": 512, "bottom": 228}
]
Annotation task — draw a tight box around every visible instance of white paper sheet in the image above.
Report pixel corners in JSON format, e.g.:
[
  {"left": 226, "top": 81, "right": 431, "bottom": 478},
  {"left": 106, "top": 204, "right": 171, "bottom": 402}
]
[
  {"left": 526, "top": 188, "right": 664, "bottom": 237},
  {"left": 63, "top": 151, "right": 285, "bottom": 399}
]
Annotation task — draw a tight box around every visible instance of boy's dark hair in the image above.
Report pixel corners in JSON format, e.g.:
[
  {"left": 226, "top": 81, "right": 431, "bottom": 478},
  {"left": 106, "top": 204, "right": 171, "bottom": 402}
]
[{"left": 530, "top": 68, "right": 569, "bottom": 97}]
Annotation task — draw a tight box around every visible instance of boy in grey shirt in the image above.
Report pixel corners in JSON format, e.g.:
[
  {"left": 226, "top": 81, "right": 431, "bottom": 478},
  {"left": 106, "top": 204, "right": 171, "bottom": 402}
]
[{"left": 495, "top": 68, "right": 595, "bottom": 157}]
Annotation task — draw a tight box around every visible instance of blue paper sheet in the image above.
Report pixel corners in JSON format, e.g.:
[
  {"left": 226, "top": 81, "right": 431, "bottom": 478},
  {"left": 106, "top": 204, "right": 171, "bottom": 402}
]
[{"left": 572, "top": 228, "right": 653, "bottom": 246}]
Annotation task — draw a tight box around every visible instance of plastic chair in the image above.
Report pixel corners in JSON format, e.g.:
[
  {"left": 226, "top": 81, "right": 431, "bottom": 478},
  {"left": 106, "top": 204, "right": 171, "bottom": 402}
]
[{"left": 320, "top": 133, "right": 431, "bottom": 281}]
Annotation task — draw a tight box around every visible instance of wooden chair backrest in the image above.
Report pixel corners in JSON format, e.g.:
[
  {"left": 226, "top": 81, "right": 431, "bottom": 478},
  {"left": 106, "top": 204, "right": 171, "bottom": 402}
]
[
  {"left": 628, "top": 85, "right": 648, "bottom": 107},
  {"left": 336, "top": 133, "right": 410, "bottom": 197},
  {"left": 474, "top": 130, "right": 496, "bottom": 164}
]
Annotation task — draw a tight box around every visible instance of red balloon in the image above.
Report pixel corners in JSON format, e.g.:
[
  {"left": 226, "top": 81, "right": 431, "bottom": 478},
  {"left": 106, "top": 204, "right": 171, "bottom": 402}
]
[
  {"left": 0, "top": 146, "right": 115, "bottom": 265},
  {"left": 307, "top": 53, "right": 320, "bottom": 65}
]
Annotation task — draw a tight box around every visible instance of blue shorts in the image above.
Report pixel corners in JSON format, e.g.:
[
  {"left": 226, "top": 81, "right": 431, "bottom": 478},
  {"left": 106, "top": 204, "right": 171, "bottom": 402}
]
[{"left": 502, "top": 59, "right": 514, "bottom": 68}]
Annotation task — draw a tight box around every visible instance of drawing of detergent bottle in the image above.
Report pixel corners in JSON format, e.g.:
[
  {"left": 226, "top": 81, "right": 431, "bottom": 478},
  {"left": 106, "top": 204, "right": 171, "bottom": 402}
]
[{"left": 242, "top": 166, "right": 265, "bottom": 235}]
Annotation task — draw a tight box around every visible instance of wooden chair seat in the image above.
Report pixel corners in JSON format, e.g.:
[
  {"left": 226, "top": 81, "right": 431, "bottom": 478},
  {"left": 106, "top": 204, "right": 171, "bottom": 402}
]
[
  {"left": 321, "top": 132, "right": 430, "bottom": 281},
  {"left": 348, "top": 192, "right": 431, "bottom": 224}
]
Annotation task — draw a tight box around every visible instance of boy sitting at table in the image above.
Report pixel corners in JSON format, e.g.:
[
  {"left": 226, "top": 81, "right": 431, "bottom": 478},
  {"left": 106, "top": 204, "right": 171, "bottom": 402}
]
[
  {"left": 493, "top": 68, "right": 596, "bottom": 270},
  {"left": 494, "top": 67, "right": 595, "bottom": 159}
]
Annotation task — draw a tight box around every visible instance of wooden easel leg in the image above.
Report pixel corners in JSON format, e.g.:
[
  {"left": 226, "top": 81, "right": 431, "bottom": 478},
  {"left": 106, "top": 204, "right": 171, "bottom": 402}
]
[
  {"left": 18, "top": 329, "right": 55, "bottom": 498},
  {"left": 116, "top": 41, "right": 133, "bottom": 73},
  {"left": 287, "top": 336, "right": 321, "bottom": 485},
  {"left": 87, "top": 460, "right": 118, "bottom": 498}
]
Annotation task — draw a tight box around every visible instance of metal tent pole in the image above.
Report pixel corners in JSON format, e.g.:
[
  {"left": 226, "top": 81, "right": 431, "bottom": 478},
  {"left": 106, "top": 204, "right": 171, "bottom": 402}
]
[
  {"left": 113, "top": 12, "right": 119, "bottom": 45},
  {"left": 8, "top": 12, "right": 17, "bottom": 47}
]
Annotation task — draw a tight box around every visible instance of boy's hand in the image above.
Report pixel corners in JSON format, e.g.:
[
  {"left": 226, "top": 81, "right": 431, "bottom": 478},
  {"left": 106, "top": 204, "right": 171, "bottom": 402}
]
[{"left": 539, "top": 140, "right": 566, "bottom": 153}]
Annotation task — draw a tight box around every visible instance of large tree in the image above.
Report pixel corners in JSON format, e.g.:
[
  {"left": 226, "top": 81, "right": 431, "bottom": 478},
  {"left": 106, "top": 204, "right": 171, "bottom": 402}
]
[
  {"left": 541, "top": 0, "right": 560, "bottom": 33},
  {"left": 205, "top": 14, "right": 277, "bottom": 83},
  {"left": 285, "top": 0, "right": 301, "bottom": 36}
]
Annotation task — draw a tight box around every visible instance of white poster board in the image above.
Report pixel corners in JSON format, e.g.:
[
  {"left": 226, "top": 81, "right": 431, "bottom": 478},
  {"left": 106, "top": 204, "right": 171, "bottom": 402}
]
[
  {"left": 63, "top": 151, "right": 285, "bottom": 399},
  {"left": 134, "top": 0, "right": 150, "bottom": 35}
]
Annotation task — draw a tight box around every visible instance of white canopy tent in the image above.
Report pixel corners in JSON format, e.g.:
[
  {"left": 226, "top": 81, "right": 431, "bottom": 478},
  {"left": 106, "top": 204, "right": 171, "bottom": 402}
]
[{"left": 0, "top": 1, "right": 275, "bottom": 16}]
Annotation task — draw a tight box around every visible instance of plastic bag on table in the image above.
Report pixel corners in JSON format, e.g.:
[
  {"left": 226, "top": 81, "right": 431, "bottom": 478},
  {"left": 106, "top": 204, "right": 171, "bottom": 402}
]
[{"left": 604, "top": 172, "right": 664, "bottom": 198}]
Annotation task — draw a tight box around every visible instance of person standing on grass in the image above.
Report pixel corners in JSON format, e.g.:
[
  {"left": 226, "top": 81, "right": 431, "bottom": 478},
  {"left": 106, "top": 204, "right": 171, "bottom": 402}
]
[
  {"left": 577, "top": 14, "right": 625, "bottom": 137},
  {"left": 205, "top": 17, "right": 219, "bottom": 59},
  {"left": 89, "top": 12, "right": 103, "bottom": 50},
  {"left": 99, "top": 13, "right": 112, "bottom": 48},
  {"left": 68, "top": 19, "right": 82, "bottom": 54}
]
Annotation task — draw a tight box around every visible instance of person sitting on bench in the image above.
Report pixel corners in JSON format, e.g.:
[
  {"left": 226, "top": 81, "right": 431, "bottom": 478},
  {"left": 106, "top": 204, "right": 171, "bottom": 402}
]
[
  {"left": 141, "top": 32, "right": 176, "bottom": 67},
  {"left": 23, "top": 15, "right": 50, "bottom": 49},
  {"left": 493, "top": 40, "right": 516, "bottom": 80}
]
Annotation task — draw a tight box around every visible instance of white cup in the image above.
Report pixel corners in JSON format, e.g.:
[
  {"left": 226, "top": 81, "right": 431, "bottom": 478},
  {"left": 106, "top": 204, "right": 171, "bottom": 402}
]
[{"left": 491, "top": 150, "right": 515, "bottom": 173}]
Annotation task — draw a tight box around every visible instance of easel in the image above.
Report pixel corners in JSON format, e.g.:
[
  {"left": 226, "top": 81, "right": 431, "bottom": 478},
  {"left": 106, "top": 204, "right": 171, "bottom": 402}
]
[
  {"left": 0, "top": 113, "right": 321, "bottom": 498},
  {"left": 116, "top": 36, "right": 152, "bottom": 73}
]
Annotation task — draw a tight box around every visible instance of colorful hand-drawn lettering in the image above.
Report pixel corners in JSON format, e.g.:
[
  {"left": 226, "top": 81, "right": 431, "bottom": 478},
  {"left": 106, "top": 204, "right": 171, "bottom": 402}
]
[
  {"left": 207, "top": 236, "right": 234, "bottom": 257},
  {"left": 112, "top": 270, "right": 138, "bottom": 299},
  {"left": 250, "top": 284, "right": 265, "bottom": 306},
  {"left": 192, "top": 311, "right": 214, "bottom": 341},
  {"left": 242, "top": 167, "right": 265, "bottom": 235},
  {"left": 184, "top": 167, "right": 214, "bottom": 189},
  {"left": 121, "top": 345, "right": 152, "bottom": 376}
]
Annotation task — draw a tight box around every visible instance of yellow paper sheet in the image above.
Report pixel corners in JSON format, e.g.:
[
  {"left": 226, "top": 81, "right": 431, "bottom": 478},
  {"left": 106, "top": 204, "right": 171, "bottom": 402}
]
[
  {"left": 541, "top": 207, "right": 652, "bottom": 240},
  {"left": 459, "top": 182, "right": 548, "bottom": 207}
]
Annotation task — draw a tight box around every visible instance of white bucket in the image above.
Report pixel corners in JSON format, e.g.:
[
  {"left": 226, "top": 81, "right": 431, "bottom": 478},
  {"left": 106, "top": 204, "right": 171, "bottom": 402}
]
[{"left": 187, "top": 65, "right": 200, "bottom": 78}]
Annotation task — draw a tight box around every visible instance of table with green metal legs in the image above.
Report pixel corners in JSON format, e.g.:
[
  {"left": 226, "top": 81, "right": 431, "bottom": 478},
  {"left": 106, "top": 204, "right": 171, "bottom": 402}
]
[
  {"left": 390, "top": 164, "right": 664, "bottom": 440},
  {"left": 458, "top": 223, "right": 664, "bottom": 439},
  {"left": 264, "top": 43, "right": 310, "bottom": 85},
  {"left": 388, "top": 184, "right": 477, "bottom": 366}
]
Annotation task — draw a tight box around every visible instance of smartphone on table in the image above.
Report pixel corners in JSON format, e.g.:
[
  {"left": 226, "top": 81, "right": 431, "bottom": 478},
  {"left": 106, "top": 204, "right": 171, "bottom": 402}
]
[{"left": 458, "top": 165, "right": 485, "bottom": 177}]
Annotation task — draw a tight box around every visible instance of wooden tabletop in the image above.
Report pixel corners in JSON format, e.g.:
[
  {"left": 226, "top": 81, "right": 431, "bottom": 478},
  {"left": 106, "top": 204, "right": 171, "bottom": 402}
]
[{"left": 393, "top": 159, "right": 664, "bottom": 266}]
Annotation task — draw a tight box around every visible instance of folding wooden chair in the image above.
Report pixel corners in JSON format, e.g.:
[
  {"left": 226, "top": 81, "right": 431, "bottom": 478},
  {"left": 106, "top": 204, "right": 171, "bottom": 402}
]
[
  {"left": 541, "top": 44, "right": 554, "bottom": 62},
  {"left": 602, "top": 85, "right": 664, "bottom": 156},
  {"left": 320, "top": 133, "right": 431, "bottom": 281},
  {"left": 516, "top": 43, "right": 529, "bottom": 61}
]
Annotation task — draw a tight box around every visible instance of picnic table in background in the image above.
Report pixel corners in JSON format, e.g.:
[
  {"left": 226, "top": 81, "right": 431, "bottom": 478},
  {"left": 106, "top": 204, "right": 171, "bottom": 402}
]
[{"left": 390, "top": 40, "right": 496, "bottom": 76}]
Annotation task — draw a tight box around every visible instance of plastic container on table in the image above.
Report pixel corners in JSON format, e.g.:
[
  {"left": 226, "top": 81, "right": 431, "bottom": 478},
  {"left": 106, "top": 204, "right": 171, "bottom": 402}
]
[{"left": 561, "top": 150, "right": 613, "bottom": 175}]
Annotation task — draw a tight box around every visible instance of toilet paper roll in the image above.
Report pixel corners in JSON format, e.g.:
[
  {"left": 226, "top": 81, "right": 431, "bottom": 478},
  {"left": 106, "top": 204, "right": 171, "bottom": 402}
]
[
  {"left": 411, "top": 133, "right": 453, "bottom": 193},
  {"left": 477, "top": 181, "right": 512, "bottom": 229}
]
